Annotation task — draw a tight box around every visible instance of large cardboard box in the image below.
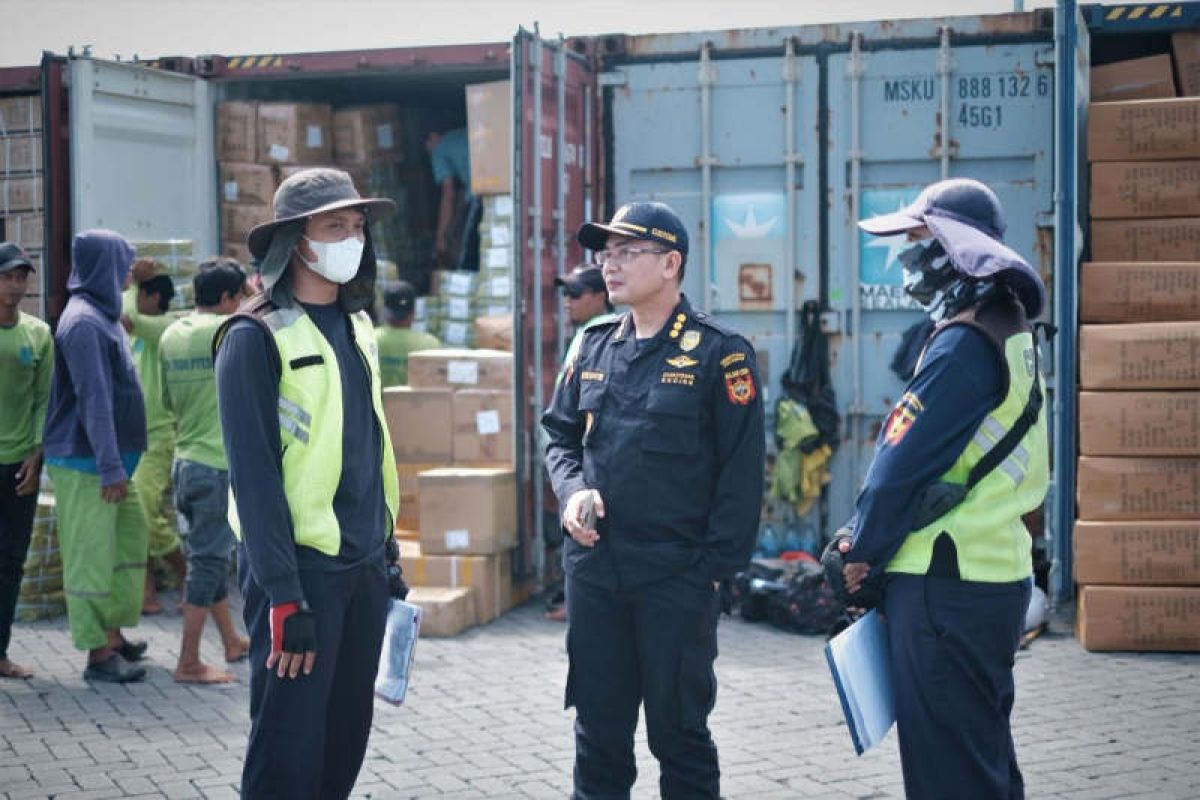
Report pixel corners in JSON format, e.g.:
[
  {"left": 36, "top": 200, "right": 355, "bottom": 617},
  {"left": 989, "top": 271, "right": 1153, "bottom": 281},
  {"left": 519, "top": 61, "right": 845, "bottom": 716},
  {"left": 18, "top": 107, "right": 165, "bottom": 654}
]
[
  {"left": 466, "top": 81, "right": 511, "bottom": 195},
  {"left": 333, "top": 104, "right": 401, "bottom": 164},
  {"left": 1077, "top": 586, "right": 1200, "bottom": 652},
  {"left": 1074, "top": 521, "right": 1200, "bottom": 585},
  {"left": 1079, "top": 392, "right": 1200, "bottom": 456},
  {"left": 0, "top": 134, "right": 41, "bottom": 173},
  {"left": 452, "top": 389, "right": 513, "bottom": 466},
  {"left": 1172, "top": 30, "right": 1200, "bottom": 97},
  {"left": 1088, "top": 98, "right": 1200, "bottom": 162},
  {"left": 217, "top": 101, "right": 257, "bottom": 163},
  {"left": 220, "top": 203, "right": 272, "bottom": 243},
  {"left": 400, "top": 545, "right": 512, "bottom": 624},
  {"left": 0, "top": 213, "right": 42, "bottom": 250},
  {"left": 1090, "top": 54, "right": 1177, "bottom": 103},
  {"left": 1091, "top": 217, "right": 1200, "bottom": 261},
  {"left": 408, "top": 349, "right": 512, "bottom": 391},
  {"left": 474, "top": 314, "right": 513, "bottom": 352},
  {"left": 1080, "top": 262, "right": 1200, "bottom": 322},
  {"left": 257, "top": 103, "right": 333, "bottom": 165},
  {"left": 395, "top": 462, "right": 442, "bottom": 531},
  {"left": 382, "top": 387, "right": 453, "bottom": 463},
  {"left": 1079, "top": 322, "right": 1200, "bottom": 389},
  {"left": 406, "top": 586, "right": 473, "bottom": 637},
  {"left": 1091, "top": 161, "right": 1200, "bottom": 219},
  {"left": 0, "top": 95, "right": 41, "bottom": 133},
  {"left": 418, "top": 467, "right": 517, "bottom": 556},
  {"left": 1077, "top": 456, "right": 1200, "bottom": 520},
  {"left": 219, "top": 162, "right": 276, "bottom": 207},
  {"left": 0, "top": 175, "right": 41, "bottom": 213}
]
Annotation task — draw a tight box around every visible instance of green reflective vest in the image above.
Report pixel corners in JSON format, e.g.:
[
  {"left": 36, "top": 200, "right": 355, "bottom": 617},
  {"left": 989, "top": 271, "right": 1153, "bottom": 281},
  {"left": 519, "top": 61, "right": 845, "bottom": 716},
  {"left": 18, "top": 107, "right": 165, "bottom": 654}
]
[
  {"left": 887, "top": 323, "right": 1049, "bottom": 582},
  {"left": 229, "top": 306, "right": 400, "bottom": 555}
]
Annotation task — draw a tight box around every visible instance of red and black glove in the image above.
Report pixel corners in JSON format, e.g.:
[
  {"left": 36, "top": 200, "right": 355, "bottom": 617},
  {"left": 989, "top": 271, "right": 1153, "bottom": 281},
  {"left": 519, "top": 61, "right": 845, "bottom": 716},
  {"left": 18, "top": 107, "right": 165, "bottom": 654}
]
[{"left": 269, "top": 601, "right": 317, "bottom": 656}]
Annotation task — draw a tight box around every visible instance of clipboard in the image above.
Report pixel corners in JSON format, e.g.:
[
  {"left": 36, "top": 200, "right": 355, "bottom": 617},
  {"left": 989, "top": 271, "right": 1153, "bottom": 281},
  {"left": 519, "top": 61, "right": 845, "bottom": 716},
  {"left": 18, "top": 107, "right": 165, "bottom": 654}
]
[{"left": 824, "top": 609, "right": 896, "bottom": 755}]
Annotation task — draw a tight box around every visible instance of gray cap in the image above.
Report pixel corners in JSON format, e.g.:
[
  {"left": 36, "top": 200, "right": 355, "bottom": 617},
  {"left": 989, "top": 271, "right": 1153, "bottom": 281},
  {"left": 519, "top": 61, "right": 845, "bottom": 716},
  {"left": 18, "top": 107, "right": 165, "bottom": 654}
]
[
  {"left": 858, "top": 178, "right": 1045, "bottom": 318},
  {"left": 0, "top": 242, "right": 34, "bottom": 275}
]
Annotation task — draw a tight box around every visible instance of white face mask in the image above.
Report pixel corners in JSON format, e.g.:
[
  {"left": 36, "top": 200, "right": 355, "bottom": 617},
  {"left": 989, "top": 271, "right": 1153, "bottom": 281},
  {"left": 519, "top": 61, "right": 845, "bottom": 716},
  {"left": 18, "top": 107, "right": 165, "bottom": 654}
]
[{"left": 299, "top": 235, "right": 364, "bottom": 284}]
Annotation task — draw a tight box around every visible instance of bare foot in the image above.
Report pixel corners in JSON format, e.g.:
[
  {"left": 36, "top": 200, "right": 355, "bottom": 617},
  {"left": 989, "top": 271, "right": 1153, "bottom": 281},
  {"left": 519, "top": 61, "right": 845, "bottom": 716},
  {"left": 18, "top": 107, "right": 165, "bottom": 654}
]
[
  {"left": 224, "top": 637, "right": 250, "bottom": 664},
  {"left": 0, "top": 658, "right": 33, "bottom": 679},
  {"left": 173, "top": 662, "right": 234, "bottom": 684}
]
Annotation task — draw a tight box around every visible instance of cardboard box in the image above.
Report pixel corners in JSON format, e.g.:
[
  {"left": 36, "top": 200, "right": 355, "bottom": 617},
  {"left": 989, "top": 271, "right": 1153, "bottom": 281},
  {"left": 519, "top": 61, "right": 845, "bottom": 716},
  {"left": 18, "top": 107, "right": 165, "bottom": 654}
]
[
  {"left": 1, "top": 213, "right": 42, "bottom": 250},
  {"left": 0, "top": 175, "right": 41, "bottom": 213},
  {"left": 406, "top": 586, "right": 473, "bottom": 637},
  {"left": 0, "top": 95, "right": 40, "bottom": 133},
  {"left": 467, "top": 81, "right": 512, "bottom": 195},
  {"left": 474, "top": 314, "right": 513, "bottom": 352},
  {"left": 400, "top": 546, "right": 512, "bottom": 624},
  {"left": 408, "top": 349, "right": 513, "bottom": 391},
  {"left": 221, "top": 240, "right": 252, "bottom": 267},
  {"left": 1091, "top": 217, "right": 1200, "bottom": 261},
  {"left": 0, "top": 134, "right": 41, "bottom": 173},
  {"left": 1088, "top": 98, "right": 1200, "bottom": 162},
  {"left": 382, "top": 387, "right": 453, "bottom": 463},
  {"left": 1074, "top": 521, "right": 1200, "bottom": 585},
  {"left": 1077, "top": 586, "right": 1200, "bottom": 652},
  {"left": 1090, "top": 161, "right": 1200, "bottom": 219},
  {"left": 257, "top": 102, "right": 332, "bottom": 165},
  {"left": 1077, "top": 456, "right": 1200, "bottom": 520},
  {"left": 452, "top": 389, "right": 513, "bottom": 466},
  {"left": 1090, "top": 54, "right": 1177, "bottom": 103},
  {"left": 395, "top": 462, "right": 443, "bottom": 530},
  {"left": 1079, "top": 322, "right": 1200, "bottom": 389},
  {"left": 1079, "top": 392, "right": 1200, "bottom": 456},
  {"left": 220, "top": 202, "right": 272, "bottom": 243},
  {"left": 219, "top": 162, "right": 276, "bottom": 206},
  {"left": 418, "top": 467, "right": 517, "bottom": 555},
  {"left": 1172, "top": 30, "right": 1200, "bottom": 97},
  {"left": 217, "top": 101, "right": 257, "bottom": 163},
  {"left": 1080, "top": 262, "right": 1200, "bottom": 322},
  {"left": 333, "top": 104, "right": 401, "bottom": 164}
]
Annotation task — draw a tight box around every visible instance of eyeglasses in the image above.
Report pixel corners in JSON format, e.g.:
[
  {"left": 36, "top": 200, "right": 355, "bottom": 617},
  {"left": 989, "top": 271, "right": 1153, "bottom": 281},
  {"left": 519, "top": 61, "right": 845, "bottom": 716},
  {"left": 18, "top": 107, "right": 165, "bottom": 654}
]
[{"left": 594, "top": 246, "right": 668, "bottom": 267}]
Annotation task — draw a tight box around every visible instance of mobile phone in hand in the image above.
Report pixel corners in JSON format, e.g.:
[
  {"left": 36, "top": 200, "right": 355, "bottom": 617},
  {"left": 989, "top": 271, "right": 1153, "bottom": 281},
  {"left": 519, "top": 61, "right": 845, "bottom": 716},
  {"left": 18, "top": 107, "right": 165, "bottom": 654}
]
[{"left": 580, "top": 492, "right": 596, "bottom": 531}]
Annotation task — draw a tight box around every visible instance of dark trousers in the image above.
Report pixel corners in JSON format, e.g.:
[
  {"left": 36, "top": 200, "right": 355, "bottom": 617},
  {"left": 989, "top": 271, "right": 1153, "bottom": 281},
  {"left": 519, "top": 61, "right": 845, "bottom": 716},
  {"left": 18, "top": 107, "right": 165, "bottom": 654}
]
[
  {"left": 238, "top": 545, "right": 388, "bottom": 800},
  {"left": 0, "top": 462, "right": 38, "bottom": 660},
  {"left": 565, "top": 572, "right": 721, "bottom": 800},
  {"left": 884, "top": 573, "right": 1031, "bottom": 800}
]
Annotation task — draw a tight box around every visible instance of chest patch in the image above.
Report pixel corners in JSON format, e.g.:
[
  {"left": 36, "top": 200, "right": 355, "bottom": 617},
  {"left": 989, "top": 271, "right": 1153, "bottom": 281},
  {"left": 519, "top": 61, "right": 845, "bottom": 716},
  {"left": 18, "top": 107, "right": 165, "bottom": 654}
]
[
  {"left": 666, "top": 355, "right": 698, "bottom": 369},
  {"left": 679, "top": 330, "right": 701, "bottom": 352},
  {"left": 580, "top": 370, "right": 605, "bottom": 382},
  {"left": 661, "top": 371, "right": 696, "bottom": 387}
]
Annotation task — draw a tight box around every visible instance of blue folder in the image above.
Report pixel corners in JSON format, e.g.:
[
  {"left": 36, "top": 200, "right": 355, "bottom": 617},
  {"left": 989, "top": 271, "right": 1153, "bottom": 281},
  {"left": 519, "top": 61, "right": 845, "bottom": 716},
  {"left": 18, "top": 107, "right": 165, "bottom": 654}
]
[{"left": 824, "top": 609, "right": 896, "bottom": 755}]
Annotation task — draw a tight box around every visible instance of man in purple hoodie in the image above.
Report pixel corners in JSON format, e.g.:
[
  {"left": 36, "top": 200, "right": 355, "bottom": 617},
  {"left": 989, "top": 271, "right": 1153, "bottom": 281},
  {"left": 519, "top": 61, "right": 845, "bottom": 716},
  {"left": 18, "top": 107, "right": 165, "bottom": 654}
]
[{"left": 43, "top": 229, "right": 150, "bottom": 683}]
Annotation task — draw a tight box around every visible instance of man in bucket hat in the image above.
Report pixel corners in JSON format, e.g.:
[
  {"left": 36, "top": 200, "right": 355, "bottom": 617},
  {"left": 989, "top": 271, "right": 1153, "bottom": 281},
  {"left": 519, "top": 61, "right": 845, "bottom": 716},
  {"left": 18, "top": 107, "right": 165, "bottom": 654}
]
[
  {"left": 828, "top": 178, "right": 1048, "bottom": 799},
  {"left": 214, "top": 168, "right": 408, "bottom": 799}
]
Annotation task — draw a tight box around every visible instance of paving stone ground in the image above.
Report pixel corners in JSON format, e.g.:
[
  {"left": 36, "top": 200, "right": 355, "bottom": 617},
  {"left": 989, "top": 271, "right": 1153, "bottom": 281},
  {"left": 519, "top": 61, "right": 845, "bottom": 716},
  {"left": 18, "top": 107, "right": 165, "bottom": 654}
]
[{"left": 2, "top": 585, "right": 1198, "bottom": 799}]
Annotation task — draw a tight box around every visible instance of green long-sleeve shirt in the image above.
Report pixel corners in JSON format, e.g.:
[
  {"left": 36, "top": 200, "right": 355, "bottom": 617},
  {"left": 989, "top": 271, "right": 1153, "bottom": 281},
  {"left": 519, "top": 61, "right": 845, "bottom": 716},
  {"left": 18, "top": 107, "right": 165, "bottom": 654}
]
[
  {"left": 160, "top": 311, "right": 228, "bottom": 470},
  {"left": 0, "top": 311, "right": 53, "bottom": 463},
  {"left": 123, "top": 287, "right": 177, "bottom": 437}
]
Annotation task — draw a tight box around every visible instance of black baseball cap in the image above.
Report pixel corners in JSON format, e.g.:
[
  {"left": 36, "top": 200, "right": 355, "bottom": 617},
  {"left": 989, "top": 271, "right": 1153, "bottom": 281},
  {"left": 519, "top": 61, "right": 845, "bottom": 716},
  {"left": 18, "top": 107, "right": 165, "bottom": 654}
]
[
  {"left": 578, "top": 201, "right": 689, "bottom": 257},
  {"left": 0, "top": 242, "right": 34, "bottom": 275},
  {"left": 554, "top": 265, "right": 606, "bottom": 296},
  {"left": 384, "top": 281, "right": 417, "bottom": 317}
]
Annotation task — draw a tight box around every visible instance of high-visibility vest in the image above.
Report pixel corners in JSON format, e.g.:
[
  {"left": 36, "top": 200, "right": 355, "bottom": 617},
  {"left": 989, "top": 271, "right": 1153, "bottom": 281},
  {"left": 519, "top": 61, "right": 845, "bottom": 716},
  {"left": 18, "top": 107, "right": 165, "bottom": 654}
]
[
  {"left": 887, "top": 316, "right": 1049, "bottom": 583},
  {"left": 227, "top": 306, "right": 399, "bottom": 554}
]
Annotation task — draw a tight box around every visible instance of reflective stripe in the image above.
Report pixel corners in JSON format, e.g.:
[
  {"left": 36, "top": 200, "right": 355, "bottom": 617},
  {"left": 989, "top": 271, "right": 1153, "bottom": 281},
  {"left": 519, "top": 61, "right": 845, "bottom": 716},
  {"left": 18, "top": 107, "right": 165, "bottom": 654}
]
[
  {"left": 278, "top": 395, "right": 312, "bottom": 427},
  {"left": 66, "top": 588, "right": 110, "bottom": 598},
  {"left": 981, "top": 416, "right": 1006, "bottom": 443},
  {"left": 972, "top": 431, "right": 994, "bottom": 453},
  {"left": 999, "top": 460, "right": 1024, "bottom": 484},
  {"left": 1011, "top": 443, "right": 1030, "bottom": 467},
  {"left": 278, "top": 413, "right": 310, "bottom": 444}
]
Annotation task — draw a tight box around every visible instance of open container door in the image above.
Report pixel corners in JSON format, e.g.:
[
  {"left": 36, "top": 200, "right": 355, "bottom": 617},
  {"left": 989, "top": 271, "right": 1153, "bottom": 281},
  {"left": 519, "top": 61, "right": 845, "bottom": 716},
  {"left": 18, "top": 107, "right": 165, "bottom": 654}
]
[
  {"left": 512, "top": 27, "right": 596, "bottom": 582},
  {"left": 68, "top": 56, "right": 217, "bottom": 257}
]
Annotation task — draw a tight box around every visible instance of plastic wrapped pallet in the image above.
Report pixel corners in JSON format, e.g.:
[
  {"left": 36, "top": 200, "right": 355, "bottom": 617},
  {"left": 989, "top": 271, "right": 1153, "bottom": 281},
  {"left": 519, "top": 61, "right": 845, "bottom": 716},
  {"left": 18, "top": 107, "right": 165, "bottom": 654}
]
[
  {"left": 0, "top": 134, "right": 41, "bottom": 173},
  {"left": 0, "top": 95, "right": 41, "bottom": 134},
  {"left": 15, "top": 494, "right": 65, "bottom": 622},
  {"left": 0, "top": 212, "right": 42, "bottom": 250},
  {"left": 0, "top": 175, "right": 41, "bottom": 213}
]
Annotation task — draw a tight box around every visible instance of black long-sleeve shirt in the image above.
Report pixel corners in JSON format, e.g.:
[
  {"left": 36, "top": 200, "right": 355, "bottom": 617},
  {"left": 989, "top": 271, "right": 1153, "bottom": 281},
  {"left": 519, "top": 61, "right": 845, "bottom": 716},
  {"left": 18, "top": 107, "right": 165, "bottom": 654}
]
[
  {"left": 215, "top": 301, "right": 387, "bottom": 606},
  {"left": 542, "top": 295, "right": 766, "bottom": 589}
]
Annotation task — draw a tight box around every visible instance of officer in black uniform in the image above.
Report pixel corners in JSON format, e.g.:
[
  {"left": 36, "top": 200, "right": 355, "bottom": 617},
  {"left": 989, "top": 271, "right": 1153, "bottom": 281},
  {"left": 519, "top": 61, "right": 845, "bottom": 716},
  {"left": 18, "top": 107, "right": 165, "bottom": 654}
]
[{"left": 542, "top": 201, "right": 765, "bottom": 800}]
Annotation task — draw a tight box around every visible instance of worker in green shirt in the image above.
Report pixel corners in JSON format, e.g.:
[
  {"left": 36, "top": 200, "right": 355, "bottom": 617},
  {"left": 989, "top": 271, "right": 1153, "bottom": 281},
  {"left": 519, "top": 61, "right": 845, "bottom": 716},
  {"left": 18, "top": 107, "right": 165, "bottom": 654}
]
[
  {"left": 121, "top": 263, "right": 185, "bottom": 614},
  {"left": 376, "top": 282, "right": 440, "bottom": 387},
  {"left": 0, "top": 243, "right": 52, "bottom": 680},
  {"left": 160, "top": 258, "right": 250, "bottom": 683}
]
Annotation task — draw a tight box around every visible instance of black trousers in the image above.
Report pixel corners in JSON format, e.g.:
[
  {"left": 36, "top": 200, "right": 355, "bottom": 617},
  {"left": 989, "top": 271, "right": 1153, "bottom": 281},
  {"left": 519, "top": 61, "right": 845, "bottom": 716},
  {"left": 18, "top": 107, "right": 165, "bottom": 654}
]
[
  {"left": 565, "top": 571, "right": 721, "bottom": 800},
  {"left": 238, "top": 545, "right": 388, "bottom": 800},
  {"left": 884, "top": 573, "right": 1031, "bottom": 800},
  {"left": 0, "top": 461, "right": 38, "bottom": 660}
]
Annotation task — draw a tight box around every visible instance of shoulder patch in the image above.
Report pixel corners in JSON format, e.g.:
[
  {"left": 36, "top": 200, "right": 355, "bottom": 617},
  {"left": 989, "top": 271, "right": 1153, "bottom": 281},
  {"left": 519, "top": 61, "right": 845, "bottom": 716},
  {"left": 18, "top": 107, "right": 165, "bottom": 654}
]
[{"left": 883, "top": 391, "right": 924, "bottom": 445}]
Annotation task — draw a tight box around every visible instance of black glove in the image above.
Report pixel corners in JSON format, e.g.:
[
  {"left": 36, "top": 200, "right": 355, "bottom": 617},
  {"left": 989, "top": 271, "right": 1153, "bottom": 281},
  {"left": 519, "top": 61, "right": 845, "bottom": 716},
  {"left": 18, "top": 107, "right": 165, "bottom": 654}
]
[
  {"left": 270, "top": 604, "right": 317, "bottom": 655},
  {"left": 820, "top": 532, "right": 883, "bottom": 610},
  {"left": 387, "top": 563, "right": 410, "bottom": 600}
]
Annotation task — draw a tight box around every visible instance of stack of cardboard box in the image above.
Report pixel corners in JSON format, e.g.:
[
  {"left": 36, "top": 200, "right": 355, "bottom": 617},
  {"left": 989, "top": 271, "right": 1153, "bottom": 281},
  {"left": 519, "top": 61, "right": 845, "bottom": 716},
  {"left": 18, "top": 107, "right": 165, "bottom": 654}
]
[
  {"left": 382, "top": 349, "right": 520, "bottom": 636},
  {"left": 467, "top": 80, "right": 515, "bottom": 349},
  {"left": 0, "top": 94, "right": 44, "bottom": 318},
  {"left": 131, "top": 239, "right": 198, "bottom": 310},
  {"left": 1078, "top": 79, "right": 1200, "bottom": 651}
]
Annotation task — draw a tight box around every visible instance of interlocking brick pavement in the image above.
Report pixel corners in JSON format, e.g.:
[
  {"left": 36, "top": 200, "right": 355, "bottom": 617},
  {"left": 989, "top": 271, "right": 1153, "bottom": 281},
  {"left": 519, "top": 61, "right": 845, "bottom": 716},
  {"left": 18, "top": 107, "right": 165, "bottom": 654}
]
[{"left": 1, "top": 586, "right": 1198, "bottom": 799}]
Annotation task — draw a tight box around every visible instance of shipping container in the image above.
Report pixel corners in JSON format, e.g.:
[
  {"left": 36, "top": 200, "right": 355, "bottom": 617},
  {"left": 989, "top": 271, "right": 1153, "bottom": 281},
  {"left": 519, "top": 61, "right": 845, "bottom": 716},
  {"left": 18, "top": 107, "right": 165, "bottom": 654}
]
[{"left": 7, "top": 2, "right": 1200, "bottom": 605}]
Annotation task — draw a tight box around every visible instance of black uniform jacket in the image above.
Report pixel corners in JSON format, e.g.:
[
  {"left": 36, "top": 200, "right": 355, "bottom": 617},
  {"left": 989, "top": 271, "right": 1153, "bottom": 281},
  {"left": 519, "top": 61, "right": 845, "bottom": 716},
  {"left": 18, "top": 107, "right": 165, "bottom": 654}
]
[{"left": 542, "top": 294, "right": 766, "bottom": 590}]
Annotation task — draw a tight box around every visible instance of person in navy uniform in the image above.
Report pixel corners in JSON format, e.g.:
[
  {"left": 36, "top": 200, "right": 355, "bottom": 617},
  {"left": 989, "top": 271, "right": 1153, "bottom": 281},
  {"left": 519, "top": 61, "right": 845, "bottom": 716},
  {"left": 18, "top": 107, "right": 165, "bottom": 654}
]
[
  {"left": 542, "top": 201, "right": 765, "bottom": 800},
  {"left": 835, "top": 178, "right": 1050, "bottom": 800}
]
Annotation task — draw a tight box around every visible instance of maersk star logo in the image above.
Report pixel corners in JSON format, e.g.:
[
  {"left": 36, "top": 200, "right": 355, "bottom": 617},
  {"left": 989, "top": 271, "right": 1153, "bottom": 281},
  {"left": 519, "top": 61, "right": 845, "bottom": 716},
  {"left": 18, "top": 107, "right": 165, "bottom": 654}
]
[
  {"left": 724, "top": 207, "right": 779, "bottom": 239},
  {"left": 863, "top": 202, "right": 913, "bottom": 271}
]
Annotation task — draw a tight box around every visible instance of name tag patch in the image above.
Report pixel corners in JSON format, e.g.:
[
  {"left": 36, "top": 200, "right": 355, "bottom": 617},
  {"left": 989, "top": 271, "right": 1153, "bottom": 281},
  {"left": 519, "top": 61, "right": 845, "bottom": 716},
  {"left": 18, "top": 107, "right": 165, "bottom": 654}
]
[
  {"left": 581, "top": 370, "right": 606, "bottom": 382},
  {"left": 661, "top": 371, "right": 696, "bottom": 387}
]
